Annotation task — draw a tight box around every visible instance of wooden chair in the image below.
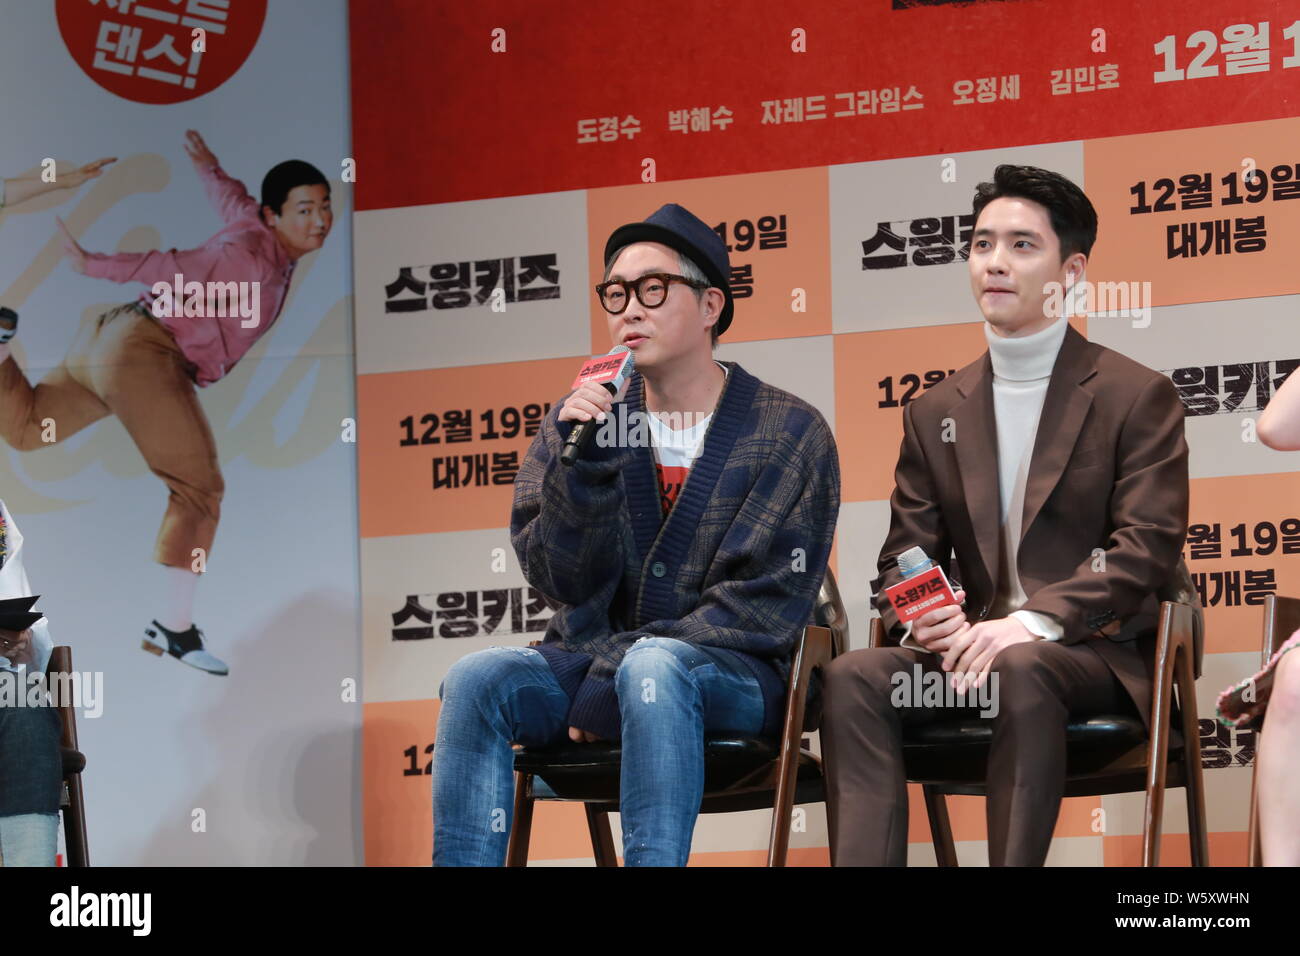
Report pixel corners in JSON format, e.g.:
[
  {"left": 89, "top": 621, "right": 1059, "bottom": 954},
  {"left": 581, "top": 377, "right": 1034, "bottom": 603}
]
[
  {"left": 504, "top": 567, "right": 848, "bottom": 867},
  {"left": 868, "top": 559, "right": 1207, "bottom": 867},
  {"left": 1247, "top": 593, "right": 1300, "bottom": 866},
  {"left": 45, "top": 646, "right": 89, "bottom": 867}
]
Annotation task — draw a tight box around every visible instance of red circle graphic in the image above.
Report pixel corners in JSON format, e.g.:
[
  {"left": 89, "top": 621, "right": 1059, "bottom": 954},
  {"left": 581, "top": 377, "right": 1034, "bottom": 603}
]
[{"left": 56, "top": 0, "right": 267, "bottom": 105}]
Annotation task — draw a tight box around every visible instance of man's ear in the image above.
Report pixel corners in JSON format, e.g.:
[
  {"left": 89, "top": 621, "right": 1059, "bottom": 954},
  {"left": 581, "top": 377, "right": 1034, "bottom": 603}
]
[
  {"left": 703, "top": 286, "right": 725, "bottom": 320},
  {"left": 260, "top": 205, "right": 278, "bottom": 228},
  {"left": 1064, "top": 251, "right": 1087, "bottom": 286}
]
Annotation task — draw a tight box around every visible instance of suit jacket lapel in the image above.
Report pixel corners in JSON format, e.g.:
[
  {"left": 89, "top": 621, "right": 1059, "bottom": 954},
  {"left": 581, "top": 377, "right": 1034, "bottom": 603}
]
[
  {"left": 1020, "top": 324, "right": 1098, "bottom": 544},
  {"left": 951, "top": 354, "right": 1002, "bottom": 599}
]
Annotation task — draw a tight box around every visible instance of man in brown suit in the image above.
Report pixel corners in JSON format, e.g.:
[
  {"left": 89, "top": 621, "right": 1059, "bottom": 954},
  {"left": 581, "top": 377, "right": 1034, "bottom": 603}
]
[{"left": 822, "top": 165, "right": 1189, "bottom": 866}]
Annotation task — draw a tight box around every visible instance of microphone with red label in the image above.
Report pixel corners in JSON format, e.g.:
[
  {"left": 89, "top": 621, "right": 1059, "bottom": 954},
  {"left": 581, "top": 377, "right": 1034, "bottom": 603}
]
[
  {"left": 882, "top": 546, "right": 962, "bottom": 628},
  {"left": 560, "top": 345, "right": 636, "bottom": 467}
]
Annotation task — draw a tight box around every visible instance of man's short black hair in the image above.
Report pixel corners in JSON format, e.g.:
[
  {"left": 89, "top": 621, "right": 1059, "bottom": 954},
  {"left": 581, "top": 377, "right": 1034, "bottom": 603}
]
[
  {"left": 972, "top": 164, "right": 1098, "bottom": 261},
  {"left": 261, "top": 160, "right": 329, "bottom": 216}
]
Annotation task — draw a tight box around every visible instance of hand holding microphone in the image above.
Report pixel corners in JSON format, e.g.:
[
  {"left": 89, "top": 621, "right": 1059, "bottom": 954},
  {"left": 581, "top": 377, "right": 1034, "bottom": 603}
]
[
  {"left": 558, "top": 381, "right": 615, "bottom": 426},
  {"left": 883, "top": 546, "right": 969, "bottom": 653},
  {"left": 559, "top": 345, "right": 635, "bottom": 466},
  {"left": 913, "top": 588, "right": 968, "bottom": 652}
]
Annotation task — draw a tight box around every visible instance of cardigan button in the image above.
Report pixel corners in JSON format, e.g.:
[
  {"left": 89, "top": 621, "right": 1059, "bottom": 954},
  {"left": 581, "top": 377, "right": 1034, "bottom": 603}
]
[{"left": 651, "top": 561, "right": 667, "bottom": 578}]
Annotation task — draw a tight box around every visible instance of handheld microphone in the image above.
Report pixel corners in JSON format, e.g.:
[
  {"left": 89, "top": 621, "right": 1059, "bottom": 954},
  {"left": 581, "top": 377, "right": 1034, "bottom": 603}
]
[
  {"left": 560, "top": 345, "right": 635, "bottom": 467},
  {"left": 882, "top": 546, "right": 960, "bottom": 625}
]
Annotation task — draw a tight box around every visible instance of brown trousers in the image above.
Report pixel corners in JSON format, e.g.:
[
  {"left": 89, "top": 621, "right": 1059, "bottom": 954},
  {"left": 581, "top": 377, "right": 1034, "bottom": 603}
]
[
  {"left": 821, "top": 639, "right": 1137, "bottom": 866},
  {"left": 0, "top": 303, "right": 223, "bottom": 568}
]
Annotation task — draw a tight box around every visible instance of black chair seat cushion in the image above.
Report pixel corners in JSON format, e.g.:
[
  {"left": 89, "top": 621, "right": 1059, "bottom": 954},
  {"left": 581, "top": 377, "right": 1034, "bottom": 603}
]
[
  {"left": 515, "top": 735, "right": 817, "bottom": 804},
  {"left": 902, "top": 715, "right": 1185, "bottom": 788}
]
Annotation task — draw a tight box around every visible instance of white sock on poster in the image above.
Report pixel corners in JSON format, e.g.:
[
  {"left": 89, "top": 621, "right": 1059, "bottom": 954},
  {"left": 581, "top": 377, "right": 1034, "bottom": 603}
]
[{"left": 157, "top": 565, "right": 200, "bottom": 632}]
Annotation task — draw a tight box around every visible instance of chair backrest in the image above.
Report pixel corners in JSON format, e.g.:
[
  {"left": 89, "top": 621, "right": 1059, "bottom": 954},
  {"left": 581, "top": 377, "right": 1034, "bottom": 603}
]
[
  {"left": 813, "top": 566, "right": 848, "bottom": 659},
  {"left": 1156, "top": 556, "right": 1205, "bottom": 679}
]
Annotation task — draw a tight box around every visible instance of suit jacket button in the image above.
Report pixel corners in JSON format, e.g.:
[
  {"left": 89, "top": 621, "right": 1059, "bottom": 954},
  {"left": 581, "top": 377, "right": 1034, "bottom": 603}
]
[{"left": 651, "top": 561, "right": 667, "bottom": 578}]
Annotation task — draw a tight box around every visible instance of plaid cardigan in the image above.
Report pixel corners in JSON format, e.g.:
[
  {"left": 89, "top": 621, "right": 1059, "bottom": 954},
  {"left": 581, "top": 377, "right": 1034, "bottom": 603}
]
[{"left": 510, "top": 361, "right": 840, "bottom": 741}]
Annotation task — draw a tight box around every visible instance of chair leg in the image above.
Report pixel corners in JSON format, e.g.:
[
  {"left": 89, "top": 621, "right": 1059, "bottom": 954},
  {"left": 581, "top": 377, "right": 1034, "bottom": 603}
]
[
  {"left": 1143, "top": 658, "right": 1175, "bottom": 868},
  {"left": 1143, "top": 759, "right": 1169, "bottom": 866},
  {"left": 923, "top": 786, "right": 958, "bottom": 867},
  {"left": 586, "top": 805, "right": 619, "bottom": 867},
  {"left": 766, "top": 741, "right": 802, "bottom": 868},
  {"left": 1176, "top": 648, "right": 1209, "bottom": 867},
  {"left": 64, "top": 774, "right": 89, "bottom": 867},
  {"left": 505, "top": 771, "right": 533, "bottom": 867}
]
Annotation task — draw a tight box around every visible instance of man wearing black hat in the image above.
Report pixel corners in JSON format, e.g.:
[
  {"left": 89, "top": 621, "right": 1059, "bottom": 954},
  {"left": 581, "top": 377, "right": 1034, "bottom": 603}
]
[{"left": 432, "top": 203, "right": 841, "bottom": 866}]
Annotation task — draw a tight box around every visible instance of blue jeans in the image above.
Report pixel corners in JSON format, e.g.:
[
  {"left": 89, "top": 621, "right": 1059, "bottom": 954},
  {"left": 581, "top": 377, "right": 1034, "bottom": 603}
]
[
  {"left": 432, "top": 637, "right": 765, "bottom": 866},
  {"left": 0, "top": 684, "right": 62, "bottom": 817},
  {"left": 0, "top": 678, "right": 61, "bottom": 865}
]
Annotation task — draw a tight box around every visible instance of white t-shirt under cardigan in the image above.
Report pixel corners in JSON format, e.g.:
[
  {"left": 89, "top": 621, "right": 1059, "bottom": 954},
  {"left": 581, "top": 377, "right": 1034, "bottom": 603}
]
[{"left": 647, "top": 361, "right": 729, "bottom": 515}]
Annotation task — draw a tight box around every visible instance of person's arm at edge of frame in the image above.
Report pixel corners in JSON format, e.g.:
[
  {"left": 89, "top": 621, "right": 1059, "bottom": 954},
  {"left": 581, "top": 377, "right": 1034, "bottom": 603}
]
[{"left": 1257, "top": 362, "right": 1300, "bottom": 451}]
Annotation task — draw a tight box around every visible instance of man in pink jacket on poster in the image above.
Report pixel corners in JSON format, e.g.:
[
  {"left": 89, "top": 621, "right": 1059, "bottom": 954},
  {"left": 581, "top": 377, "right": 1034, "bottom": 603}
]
[{"left": 0, "top": 130, "right": 333, "bottom": 677}]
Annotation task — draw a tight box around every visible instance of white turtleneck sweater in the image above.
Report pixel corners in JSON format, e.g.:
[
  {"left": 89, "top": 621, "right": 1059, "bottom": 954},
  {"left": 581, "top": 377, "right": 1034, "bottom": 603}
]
[
  {"left": 901, "top": 316, "right": 1067, "bottom": 651},
  {"left": 984, "top": 315, "right": 1068, "bottom": 641}
]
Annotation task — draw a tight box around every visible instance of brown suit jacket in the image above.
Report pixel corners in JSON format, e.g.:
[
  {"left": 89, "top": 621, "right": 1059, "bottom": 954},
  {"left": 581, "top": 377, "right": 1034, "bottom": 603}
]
[{"left": 871, "top": 324, "right": 1190, "bottom": 725}]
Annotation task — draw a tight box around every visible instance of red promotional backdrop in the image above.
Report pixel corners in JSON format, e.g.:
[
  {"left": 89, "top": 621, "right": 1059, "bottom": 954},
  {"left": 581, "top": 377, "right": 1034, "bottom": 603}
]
[{"left": 353, "top": 0, "right": 1300, "bottom": 208}]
